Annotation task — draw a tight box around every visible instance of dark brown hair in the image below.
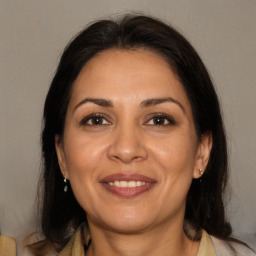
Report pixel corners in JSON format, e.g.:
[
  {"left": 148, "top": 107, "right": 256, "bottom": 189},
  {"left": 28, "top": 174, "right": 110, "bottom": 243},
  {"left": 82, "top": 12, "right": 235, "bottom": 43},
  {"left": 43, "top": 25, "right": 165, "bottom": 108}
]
[{"left": 32, "top": 14, "right": 236, "bottom": 254}]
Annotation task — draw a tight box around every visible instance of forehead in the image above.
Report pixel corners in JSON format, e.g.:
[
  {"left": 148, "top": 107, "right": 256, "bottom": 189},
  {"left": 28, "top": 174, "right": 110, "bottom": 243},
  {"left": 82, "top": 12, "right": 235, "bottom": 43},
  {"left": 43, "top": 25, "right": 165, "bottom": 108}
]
[{"left": 70, "top": 49, "right": 192, "bottom": 113}]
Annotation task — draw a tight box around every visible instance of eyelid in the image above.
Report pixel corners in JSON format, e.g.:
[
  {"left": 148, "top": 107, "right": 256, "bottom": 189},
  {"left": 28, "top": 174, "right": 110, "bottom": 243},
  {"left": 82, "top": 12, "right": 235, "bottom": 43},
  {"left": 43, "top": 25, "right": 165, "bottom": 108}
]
[
  {"left": 79, "top": 113, "right": 112, "bottom": 126},
  {"left": 79, "top": 112, "right": 176, "bottom": 127},
  {"left": 144, "top": 113, "right": 176, "bottom": 126}
]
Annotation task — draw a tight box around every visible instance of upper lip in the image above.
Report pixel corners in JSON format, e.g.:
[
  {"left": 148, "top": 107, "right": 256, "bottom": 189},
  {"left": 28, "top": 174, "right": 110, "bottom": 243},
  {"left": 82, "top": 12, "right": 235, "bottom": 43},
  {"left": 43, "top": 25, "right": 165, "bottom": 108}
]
[{"left": 99, "top": 173, "right": 156, "bottom": 183}]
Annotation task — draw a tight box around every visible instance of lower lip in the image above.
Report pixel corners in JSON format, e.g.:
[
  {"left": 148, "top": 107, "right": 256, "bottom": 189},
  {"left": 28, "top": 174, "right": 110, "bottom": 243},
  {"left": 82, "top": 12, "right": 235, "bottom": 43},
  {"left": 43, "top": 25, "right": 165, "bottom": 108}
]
[{"left": 101, "top": 183, "right": 155, "bottom": 198}]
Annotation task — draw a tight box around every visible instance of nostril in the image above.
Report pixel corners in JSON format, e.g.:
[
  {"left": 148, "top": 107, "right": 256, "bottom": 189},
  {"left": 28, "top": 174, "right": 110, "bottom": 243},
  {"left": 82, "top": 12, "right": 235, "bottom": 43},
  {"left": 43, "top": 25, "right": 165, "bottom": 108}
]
[
  {"left": 110, "top": 152, "right": 144, "bottom": 163},
  {"left": 107, "top": 142, "right": 147, "bottom": 163},
  {"left": 106, "top": 127, "right": 148, "bottom": 163}
]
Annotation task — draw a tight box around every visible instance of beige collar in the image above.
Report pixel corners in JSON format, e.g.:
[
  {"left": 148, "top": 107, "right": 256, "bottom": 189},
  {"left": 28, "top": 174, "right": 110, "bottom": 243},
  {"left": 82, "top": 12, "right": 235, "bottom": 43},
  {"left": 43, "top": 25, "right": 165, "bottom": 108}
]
[
  {"left": 58, "top": 226, "right": 85, "bottom": 256},
  {"left": 197, "top": 230, "right": 216, "bottom": 256},
  {"left": 58, "top": 227, "right": 216, "bottom": 256}
]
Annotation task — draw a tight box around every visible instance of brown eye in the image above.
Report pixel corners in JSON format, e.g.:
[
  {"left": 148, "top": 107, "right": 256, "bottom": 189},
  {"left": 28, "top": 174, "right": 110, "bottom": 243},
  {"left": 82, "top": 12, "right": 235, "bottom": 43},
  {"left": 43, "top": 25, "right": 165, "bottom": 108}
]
[
  {"left": 90, "top": 116, "right": 104, "bottom": 125},
  {"left": 146, "top": 114, "right": 176, "bottom": 126},
  {"left": 152, "top": 117, "right": 167, "bottom": 125},
  {"left": 80, "top": 114, "right": 110, "bottom": 126}
]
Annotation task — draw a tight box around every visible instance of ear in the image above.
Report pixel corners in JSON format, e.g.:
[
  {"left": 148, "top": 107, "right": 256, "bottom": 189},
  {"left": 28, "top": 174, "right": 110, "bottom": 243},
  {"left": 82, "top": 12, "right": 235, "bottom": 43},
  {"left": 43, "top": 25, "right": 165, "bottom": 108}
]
[
  {"left": 55, "top": 135, "right": 69, "bottom": 179},
  {"left": 193, "top": 132, "right": 213, "bottom": 179}
]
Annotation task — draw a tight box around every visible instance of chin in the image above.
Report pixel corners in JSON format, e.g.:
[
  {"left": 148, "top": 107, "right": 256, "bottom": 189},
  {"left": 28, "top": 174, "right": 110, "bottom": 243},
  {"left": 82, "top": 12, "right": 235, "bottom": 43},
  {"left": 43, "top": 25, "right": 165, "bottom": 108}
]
[
  {"left": 89, "top": 208, "right": 156, "bottom": 234},
  {"left": 106, "top": 219, "right": 153, "bottom": 234}
]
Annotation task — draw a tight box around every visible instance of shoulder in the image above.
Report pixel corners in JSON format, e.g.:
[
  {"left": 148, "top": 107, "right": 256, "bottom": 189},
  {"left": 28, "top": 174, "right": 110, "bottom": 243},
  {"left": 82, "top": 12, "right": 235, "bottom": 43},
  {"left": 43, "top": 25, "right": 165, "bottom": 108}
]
[
  {"left": 0, "top": 234, "right": 16, "bottom": 256},
  {"left": 210, "top": 235, "right": 256, "bottom": 256}
]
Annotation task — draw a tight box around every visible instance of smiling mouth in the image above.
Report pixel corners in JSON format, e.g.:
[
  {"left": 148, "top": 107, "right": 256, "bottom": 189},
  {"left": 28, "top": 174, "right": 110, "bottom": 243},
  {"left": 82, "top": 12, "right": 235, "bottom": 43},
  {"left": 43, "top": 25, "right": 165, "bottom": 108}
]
[
  {"left": 100, "top": 174, "right": 156, "bottom": 198},
  {"left": 107, "top": 180, "right": 151, "bottom": 187}
]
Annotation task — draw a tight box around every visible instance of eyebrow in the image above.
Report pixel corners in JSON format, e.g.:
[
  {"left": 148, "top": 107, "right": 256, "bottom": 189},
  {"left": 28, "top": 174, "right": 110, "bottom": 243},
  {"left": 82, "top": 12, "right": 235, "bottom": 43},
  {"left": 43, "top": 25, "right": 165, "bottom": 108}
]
[
  {"left": 73, "top": 97, "right": 186, "bottom": 114},
  {"left": 73, "top": 98, "right": 113, "bottom": 112},
  {"left": 140, "top": 97, "right": 186, "bottom": 114}
]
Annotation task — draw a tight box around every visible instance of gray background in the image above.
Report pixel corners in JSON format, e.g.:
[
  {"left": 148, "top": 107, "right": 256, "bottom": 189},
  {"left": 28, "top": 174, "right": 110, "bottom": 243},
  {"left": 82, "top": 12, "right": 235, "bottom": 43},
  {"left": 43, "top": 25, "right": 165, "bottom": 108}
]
[{"left": 0, "top": 0, "right": 255, "bottom": 254}]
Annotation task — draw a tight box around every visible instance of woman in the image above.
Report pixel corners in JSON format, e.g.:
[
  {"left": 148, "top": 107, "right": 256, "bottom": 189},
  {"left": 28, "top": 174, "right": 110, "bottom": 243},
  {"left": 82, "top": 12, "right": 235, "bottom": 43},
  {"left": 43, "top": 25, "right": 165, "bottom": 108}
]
[{"left": 30, "top": 15, "right": 255, "bottom": 255}]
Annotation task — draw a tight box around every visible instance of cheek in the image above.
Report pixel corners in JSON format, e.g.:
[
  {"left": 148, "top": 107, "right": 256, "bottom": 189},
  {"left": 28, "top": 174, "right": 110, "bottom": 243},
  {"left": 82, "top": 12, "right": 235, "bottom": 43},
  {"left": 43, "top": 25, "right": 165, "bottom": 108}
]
[
  {"left": 63, "top": 135, "right": 107, "bottom": 213},
  {"left": 63, "top": 132, "right": 108, "bottom": 182},
  {"left": 149, "top": 132, "right": 197, "bottom": 174}
]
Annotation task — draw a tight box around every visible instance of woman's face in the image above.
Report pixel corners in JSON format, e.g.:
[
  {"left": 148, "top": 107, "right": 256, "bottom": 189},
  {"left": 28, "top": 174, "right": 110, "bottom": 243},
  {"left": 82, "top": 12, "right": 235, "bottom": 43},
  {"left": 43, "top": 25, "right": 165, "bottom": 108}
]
[{"left": 56, "top": 49, "right": 211, "bottom": 234}]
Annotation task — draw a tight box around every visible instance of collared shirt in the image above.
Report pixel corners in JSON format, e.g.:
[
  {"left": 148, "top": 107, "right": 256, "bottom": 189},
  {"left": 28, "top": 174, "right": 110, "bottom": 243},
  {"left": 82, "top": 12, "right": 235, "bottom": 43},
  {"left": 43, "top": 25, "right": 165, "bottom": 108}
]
[
  {"left": 58, "top": 227, "right": 216, "bottom": 256},
  {"left": 197, "top": 230, "right": 216, "bottom": 256}
]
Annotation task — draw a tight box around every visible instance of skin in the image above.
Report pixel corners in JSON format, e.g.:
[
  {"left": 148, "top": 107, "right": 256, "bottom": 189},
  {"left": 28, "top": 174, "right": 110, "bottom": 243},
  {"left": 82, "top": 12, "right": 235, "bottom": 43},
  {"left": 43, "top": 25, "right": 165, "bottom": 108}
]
[{"left": 56, "top": 49, "right": 212, "bottom": 256}]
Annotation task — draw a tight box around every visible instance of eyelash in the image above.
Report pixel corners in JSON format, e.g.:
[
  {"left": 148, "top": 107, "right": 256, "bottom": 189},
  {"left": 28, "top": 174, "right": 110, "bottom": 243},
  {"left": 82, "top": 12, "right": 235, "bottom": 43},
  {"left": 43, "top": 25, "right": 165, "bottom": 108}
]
[
  {"left": 79, "top": 113, "right": 176, "bottom": 127},
  {"left": 145, "top": 114, "right": 176, "bottom": 126},
  {"left": 80, "top": 113, "right": 110, "bottom": 126}
]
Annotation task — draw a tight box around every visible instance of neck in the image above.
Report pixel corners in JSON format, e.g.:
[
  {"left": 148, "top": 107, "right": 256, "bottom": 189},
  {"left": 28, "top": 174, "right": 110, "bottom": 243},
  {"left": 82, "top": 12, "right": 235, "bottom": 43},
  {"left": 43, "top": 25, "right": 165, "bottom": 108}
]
[{"left": 85, "top": 219, "right": 199, "bottom": 256}]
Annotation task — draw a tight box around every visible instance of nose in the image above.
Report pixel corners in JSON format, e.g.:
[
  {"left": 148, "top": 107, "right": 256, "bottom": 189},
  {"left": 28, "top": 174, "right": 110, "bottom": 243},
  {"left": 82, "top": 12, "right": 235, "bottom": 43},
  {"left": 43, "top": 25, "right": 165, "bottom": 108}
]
[{"left": 107, "top": 124, "right": 148, "bottom": 164}]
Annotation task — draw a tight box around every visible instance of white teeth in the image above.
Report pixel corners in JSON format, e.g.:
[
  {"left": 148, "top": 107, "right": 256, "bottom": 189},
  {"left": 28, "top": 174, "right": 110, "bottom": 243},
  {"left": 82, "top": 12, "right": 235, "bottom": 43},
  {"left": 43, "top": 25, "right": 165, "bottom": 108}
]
[
  {"left": 136, "top": 181, "right": 142, "bottom": 186},
  {"left": 114, "top": 181, "right": 120, "bottom": 187},
  {"left": 107, "top": 181, "right": 150, "bottom": 187},
  {"left": 128, "top": 181, "right": 136, "bottom": 187},
  {"left": 120, "top": 181, "right": 127, "bottom": 187}
]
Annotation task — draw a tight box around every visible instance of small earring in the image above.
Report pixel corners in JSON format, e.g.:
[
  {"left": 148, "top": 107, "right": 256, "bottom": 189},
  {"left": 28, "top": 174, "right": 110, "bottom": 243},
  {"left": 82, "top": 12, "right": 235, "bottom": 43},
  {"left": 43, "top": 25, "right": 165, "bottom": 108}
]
[
  {"left": 62, "top": 171, "right": 68, "bottom": 192},
  {"left": 199, "top": 168, "right": 204, "bottom": 176},
  {"left": 64, "top": 177, "right": 68, "bottom": 192}
]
